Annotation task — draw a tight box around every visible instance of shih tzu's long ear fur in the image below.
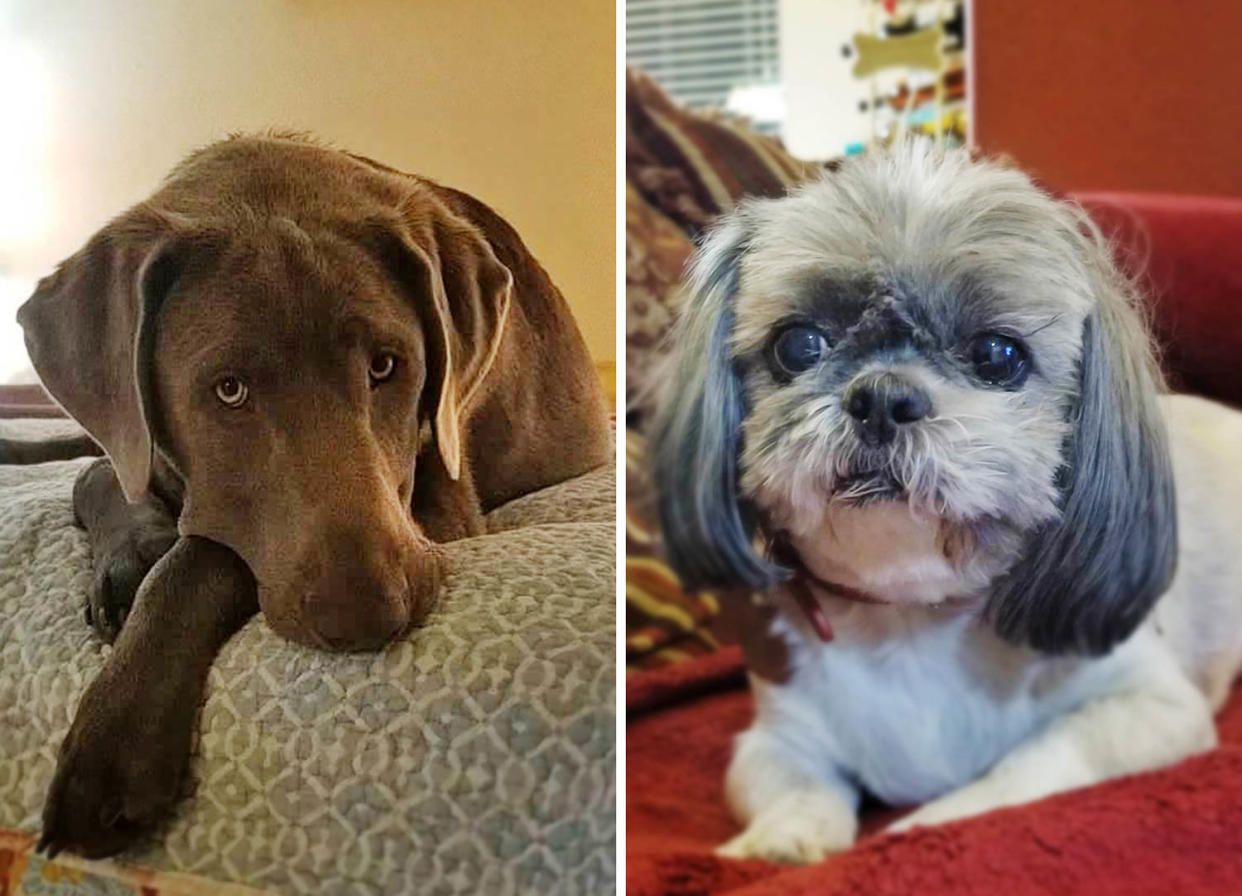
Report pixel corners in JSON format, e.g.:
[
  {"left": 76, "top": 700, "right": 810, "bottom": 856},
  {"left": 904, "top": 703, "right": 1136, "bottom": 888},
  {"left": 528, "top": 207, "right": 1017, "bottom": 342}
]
[
  {"left": 986, "top": 214, "right": 1177, "bottom": 655},
  {"left": 650, "top": 216, "right": 788, "bottom": 591}
]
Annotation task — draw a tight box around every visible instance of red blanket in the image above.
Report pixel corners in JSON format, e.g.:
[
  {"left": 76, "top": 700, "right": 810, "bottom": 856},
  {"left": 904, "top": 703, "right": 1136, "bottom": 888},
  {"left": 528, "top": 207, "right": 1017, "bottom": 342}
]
[{"left": 628, "top": 647, "right": 1242, "bottom": 895}]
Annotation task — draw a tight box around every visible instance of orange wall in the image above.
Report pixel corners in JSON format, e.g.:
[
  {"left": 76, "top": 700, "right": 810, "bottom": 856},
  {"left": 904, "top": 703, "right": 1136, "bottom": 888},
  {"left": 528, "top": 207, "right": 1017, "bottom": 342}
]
[{"left": 973, "top": 1, "right": 1242, "bottom": 196}]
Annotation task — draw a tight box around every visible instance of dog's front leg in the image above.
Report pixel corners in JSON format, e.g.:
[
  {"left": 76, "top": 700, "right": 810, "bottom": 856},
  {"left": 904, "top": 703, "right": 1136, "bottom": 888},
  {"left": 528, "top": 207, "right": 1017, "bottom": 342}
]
[
  {"left": 411, "top": 450, "right": 486, "bottom": 542},
  {"left": 39, "top": 537, "right": 257, "bottom": 859},
  {"left": 888, "top": 670, "right": 1216, "bottom": 834},
  {"left": 717, "top": 726, "right": 860, "bottom": 864},
  {"left": 73, "top": 458, "right": 181, "bottom": 642}
]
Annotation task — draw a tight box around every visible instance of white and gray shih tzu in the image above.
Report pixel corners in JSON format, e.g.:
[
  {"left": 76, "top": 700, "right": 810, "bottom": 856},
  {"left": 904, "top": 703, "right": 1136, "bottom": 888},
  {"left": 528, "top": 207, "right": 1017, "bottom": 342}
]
[{"left": 650, "top": 142, "right": 1242, "bottom": 863}]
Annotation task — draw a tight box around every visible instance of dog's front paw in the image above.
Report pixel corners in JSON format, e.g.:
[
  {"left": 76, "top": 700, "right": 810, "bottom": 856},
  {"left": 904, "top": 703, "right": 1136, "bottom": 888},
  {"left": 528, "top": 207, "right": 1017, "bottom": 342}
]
[
  {"left": 886, "top": 782, "right": 1004, "bottom": 835},
  {"left": 39, "top": 671, "right": 191, "bottom": 858},
  {"left": 86, "top": 525, "right": 177, "bottom": 643},
  {"left": 717, "top": 792, "right": 858, "bottom": 864},
  {"left": 73, "top": 458, "right": 178, "bottom": 643}
]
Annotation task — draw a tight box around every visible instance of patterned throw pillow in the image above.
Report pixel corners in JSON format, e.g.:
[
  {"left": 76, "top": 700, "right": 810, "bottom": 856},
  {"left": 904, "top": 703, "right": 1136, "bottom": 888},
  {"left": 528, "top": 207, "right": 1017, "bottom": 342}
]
[
  {"left": 625, "top": 430, "right": 721, "bottom": 670},
  {"left": 625, "top": 185, "right": 692, "bottom": 424},
  {"left": 625, "top": 68, "right": 819, "bottom": 239}
]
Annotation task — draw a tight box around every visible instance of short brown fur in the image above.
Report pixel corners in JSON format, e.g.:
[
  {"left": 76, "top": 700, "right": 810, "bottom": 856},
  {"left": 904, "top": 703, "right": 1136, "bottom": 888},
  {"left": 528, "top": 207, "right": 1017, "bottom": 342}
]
[{"left": 19, "top": 133, "right": 610, "bottom": 649}]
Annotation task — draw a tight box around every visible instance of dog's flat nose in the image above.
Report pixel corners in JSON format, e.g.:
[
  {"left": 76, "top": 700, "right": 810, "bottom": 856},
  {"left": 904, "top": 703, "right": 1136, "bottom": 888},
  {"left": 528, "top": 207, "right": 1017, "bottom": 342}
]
[
  {"left": 302, "top": 583, "right": 410, "bottom": 652},
  {"left": 844, "top": 372, "right": 931, "bottom": 446}
]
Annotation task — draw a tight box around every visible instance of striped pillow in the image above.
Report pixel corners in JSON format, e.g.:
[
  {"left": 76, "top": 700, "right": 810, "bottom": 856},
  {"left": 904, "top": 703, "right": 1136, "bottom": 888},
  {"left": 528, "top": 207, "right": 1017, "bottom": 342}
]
[
  {"left": 625, "top": 185, "right": 693, "bottom": 424},
  {"left": 625, "top": 429, "right": 721, "bottom": 670},
  {"left": 626, "top": 68, "right": 819, "bottom": 238}
]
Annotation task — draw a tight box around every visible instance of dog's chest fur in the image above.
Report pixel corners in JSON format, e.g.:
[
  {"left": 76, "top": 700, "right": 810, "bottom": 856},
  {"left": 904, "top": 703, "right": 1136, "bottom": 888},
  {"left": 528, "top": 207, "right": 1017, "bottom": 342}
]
[{"left": 757, "top": 606, "right": 1114, "bottom": 806}]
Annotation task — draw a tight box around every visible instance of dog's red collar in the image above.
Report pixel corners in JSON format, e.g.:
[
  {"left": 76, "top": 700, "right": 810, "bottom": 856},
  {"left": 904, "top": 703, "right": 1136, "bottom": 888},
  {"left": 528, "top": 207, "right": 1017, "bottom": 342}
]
[
  {"left": 788, "top": 577, "right": 837, "bottom": 641},
  {"left": 769, "top": 533, "right": 888, "bottom": 642}
]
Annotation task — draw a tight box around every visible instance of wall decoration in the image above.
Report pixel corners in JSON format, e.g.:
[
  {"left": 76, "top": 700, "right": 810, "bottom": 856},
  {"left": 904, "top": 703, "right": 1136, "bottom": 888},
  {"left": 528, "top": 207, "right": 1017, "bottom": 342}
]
[{"left": 850, "top": 0, "right": 967, "bottom": 151}]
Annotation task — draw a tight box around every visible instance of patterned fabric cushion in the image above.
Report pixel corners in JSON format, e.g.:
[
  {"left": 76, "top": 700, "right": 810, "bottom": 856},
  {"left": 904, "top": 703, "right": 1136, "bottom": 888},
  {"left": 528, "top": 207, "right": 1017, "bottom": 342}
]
[
  {"left": 624, "top": 431, "right": 719, "bottom": 671},
  {"left": 625, "top": 68, "right": 819, "bottom": 239},
  {"left": 0, "top": 420, "right": 615, "bottom": 896},
  {"left": 625, "top": 186, "right": 693, "bottom": 423}
]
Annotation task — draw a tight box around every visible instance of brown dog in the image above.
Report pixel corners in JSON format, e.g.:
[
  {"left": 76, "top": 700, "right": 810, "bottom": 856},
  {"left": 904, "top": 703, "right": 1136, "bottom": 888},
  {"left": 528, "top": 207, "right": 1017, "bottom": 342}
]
[{"left": 15, "top": 134, "right": 610, "bottom": 856}]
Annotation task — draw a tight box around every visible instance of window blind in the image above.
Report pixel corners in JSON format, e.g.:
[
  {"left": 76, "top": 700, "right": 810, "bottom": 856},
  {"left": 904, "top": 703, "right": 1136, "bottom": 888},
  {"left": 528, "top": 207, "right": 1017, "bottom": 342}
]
[{"left": 626, "top": 0, "right": 781, "bottom": 113}]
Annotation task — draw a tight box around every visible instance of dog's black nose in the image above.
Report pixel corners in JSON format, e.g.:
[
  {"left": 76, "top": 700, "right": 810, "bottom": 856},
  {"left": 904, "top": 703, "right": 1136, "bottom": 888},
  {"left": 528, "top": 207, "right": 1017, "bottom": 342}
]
[{"left": 843, "top": 372, "right": 931, "bottom": 446}]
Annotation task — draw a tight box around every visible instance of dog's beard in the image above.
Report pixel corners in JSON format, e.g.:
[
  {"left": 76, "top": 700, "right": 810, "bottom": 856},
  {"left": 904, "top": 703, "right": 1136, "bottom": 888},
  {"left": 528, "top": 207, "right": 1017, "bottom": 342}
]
[
  {"left": 793, "top": 412, "right": 947, "bottom": 508},
  {"left": 745, "top": 429, "right": 933, "bottom": 540},
  {"left": 744, "top": 412, "right": 1040, "bottom": 597},
  {"left": 739, "top": 370, "right": 1072, "bottom": 563},
  {"left": 743, "top": 404, "right": 1030, "bottom": 542},
  {"left": 833, "top": 463, "right": 905, "bottom": 506},
  {"left": 826, "top": 421, "right": 958, "bottom": 509}
]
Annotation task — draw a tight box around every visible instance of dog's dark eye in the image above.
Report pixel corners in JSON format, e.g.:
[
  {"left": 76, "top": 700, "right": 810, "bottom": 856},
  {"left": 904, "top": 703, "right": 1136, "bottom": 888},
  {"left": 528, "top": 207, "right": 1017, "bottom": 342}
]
[
  {"left": 214, "top": 376, "right": 248, "bottom": 408},
  {"left": 970, "top": 334, "right": 1029, "bottom": 386},
  {"left": 771, "top": 325, "right": 828, "bottom": 377},
  {"left": 369, "top": 353, "right": 397, "bottom": 384}
]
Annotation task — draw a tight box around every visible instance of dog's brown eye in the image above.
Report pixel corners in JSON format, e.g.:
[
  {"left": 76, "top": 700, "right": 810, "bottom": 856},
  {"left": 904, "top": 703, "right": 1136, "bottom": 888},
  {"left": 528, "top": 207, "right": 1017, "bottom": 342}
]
[
  {"left": 214, "top": 377, "right": 248, "bottom": 408},
  {"left": 369, "top": 353, "right": 397, "bottom": 384}
]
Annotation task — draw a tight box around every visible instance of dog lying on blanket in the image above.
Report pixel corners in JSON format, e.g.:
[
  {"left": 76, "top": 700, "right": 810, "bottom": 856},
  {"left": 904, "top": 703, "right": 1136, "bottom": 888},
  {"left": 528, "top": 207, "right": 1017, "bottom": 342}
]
[
  {"left": 7, "top": 134, "right": 610, "bottom": 857},
  {"left": 650, "top": 142, "right": 1242, "bottom": 863}
]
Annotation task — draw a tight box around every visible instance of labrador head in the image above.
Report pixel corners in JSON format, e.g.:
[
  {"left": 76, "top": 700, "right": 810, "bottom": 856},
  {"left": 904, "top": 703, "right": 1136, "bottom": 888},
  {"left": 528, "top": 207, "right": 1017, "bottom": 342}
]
[{"left": 17, "top": 137, "right": 512, "bottom": 650}]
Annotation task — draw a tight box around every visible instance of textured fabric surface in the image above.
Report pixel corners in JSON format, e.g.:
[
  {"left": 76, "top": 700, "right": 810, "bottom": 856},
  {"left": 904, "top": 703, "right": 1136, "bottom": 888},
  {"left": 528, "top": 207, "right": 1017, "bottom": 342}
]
[
  {"left": 624, "top": 186, "right": 692, "bottom": 424},
  {"left": 628, "top": 647, "right": 1242, "bottom": 896},
  {"left": 0, "top": 432, "right": 615, "bottom": 896},
  {"left": 625, "top": 69, "right": 817, "bottom": 239},
  {"left": 624, "top": 432, "right": 718, "bottom": 672},
  {"left": 0, "top": 385, "right": 62, "bottom": 419},
  {"left": 0, "top": 418, "right": 84, "bottom": 440}
]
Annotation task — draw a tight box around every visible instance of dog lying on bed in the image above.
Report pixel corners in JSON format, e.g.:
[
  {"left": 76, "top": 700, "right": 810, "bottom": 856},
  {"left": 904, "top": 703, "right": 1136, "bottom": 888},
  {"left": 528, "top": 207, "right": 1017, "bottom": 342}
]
[
  {"left": 650, "top": 142, "right": 1242, "bottom": 863},
  {"left": 8, "top": 134, "right": 610, "bottom": 857}
]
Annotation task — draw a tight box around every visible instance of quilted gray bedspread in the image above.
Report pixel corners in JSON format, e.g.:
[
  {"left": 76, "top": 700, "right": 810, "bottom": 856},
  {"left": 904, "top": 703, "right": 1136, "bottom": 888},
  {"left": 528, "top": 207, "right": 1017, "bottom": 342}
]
[{"left": 0, "top": 419, "right": 615, "bottom": 895}]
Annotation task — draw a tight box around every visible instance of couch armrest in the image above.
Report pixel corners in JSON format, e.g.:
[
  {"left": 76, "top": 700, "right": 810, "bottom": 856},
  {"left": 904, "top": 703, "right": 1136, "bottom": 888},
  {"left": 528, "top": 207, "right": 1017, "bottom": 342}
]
[{"left": 1077, "top": 192, "right": 1242, "bottom": 407}]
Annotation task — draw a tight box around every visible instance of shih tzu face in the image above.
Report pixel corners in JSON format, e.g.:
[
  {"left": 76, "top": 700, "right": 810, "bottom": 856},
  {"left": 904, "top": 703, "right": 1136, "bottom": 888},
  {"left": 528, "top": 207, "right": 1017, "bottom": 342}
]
[{"left": 651, "top": 143, "right": 1177, "bottom": 655}]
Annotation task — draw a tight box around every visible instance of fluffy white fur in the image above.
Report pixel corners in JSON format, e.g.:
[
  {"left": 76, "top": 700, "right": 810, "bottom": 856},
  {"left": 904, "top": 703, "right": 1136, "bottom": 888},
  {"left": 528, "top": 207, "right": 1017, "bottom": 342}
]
[
  {"left": 650, "top": 143, "right": 1242, "bottom": 864},
  {"left": 724, "top": 395, "right": 1242, "bottom": 862}
]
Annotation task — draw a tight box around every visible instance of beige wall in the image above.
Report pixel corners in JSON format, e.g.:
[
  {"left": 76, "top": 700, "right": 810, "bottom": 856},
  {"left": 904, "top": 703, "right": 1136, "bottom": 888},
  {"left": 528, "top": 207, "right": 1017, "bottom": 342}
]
[{"left": 0, "top": 0, "right": 615, "bottom": 379}]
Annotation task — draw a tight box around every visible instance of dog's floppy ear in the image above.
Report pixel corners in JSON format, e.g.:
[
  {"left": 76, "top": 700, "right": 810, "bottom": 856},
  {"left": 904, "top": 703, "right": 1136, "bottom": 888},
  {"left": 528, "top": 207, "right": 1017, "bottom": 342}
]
[
  {"left": 986, "top": 221, "right": 1177, "bottom": 655},
  {"left": 16, "top": 207, "right": 190, "bottom": 502},
  {"left": 391, "top": 197, "right": 513, "bottom": 481},
  {"left": 649, "top": 216, "right": 787, "bottom": 591}
]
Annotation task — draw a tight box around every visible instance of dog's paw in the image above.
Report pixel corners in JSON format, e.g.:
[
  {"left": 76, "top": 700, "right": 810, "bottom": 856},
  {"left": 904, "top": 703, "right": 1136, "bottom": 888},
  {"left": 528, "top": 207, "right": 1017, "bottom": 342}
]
[
  {"left": 886, "top": 808, "right": 933, "bottom": 835},
  {"left": 716, "top": 792, "right": 857, "bottom": 864},
  {"left": 38, "top": 673, "right": 190, "bottom": 859},
  {"left": 886, "top": 783, "right": 1002, "bottom": 835},
  {"left": 73, "top": 458, "right": 178, "bottom": 643},
  {"left": 86, "top": 525, "right": 177, "bottom": 643}
]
